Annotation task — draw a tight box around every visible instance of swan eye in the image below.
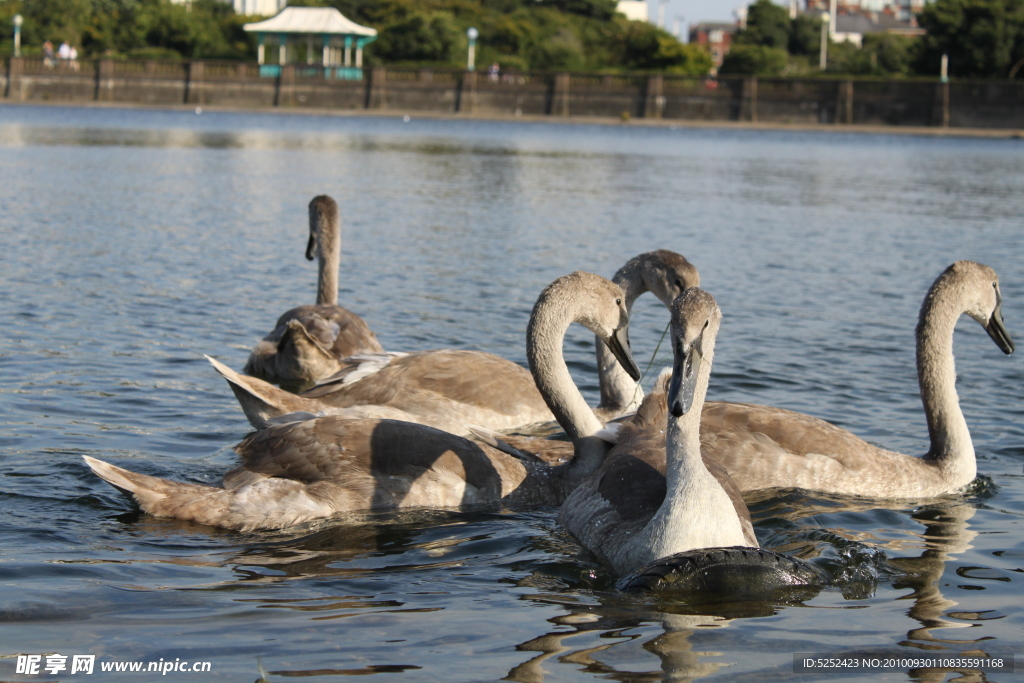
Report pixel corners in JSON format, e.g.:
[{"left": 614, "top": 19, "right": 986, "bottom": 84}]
[
  {"left": 675, "top": 278, "right": 683, "bottom": 289},
  {"left": 615, "top": 298, "right": 622, "bottom": 306}
]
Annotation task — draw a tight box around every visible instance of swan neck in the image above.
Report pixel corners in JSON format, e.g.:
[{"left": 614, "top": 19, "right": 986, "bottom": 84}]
[
  {"left": 662, "top": 369, "right": 710, "bottom": 503},
  {"left": 627, "top": 353, "right": 743, "bottom": 566},
  {"left": 916, "top": 287, "right": 973, "bottom": 471},
  {"left": 528, "top": 300, "right": 605, "bottom": 442},
  {"left": 315, "top": 214, "right": 340, "bottom": 306},
  {"left": 596, "top": 267, "right": 645, "bottom": 413}
]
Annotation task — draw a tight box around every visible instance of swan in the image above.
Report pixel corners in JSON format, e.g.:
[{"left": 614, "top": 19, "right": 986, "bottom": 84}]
[
  {"left": 84, "top": 272, "right": 640, "bottom": 531},
  {"left": 597, "top": 250, "right": 699, "bottom": 416},
  {"left": 485, "top": 261, "right": 1015, "bottom": 498},
  {"left": 558, "top": 288, "right": 757, "bottom": 575},
  {"left": 244, "top": 195, "right": 383, "bottom": 390},
  {"left": 698, "top": 260, "right": 1013, "bottom": 498},
  {"left": 213, "top": 251, "right": 699, "bottom": 434}
]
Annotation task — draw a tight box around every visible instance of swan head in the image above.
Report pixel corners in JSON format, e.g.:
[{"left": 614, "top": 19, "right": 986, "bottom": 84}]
[
  {"left": 668, "top": 288, "right": 721, "bottom": 417},
  {"left": 530, "top": 271, "right": 641, "bottom": 381},
  {"left": 640, "top": 250, "right": 701, "bottom": 308},
  {"left": 306, "top": 195, "right": 340, "bottom": 262},
  {"left": 948, "top": 261, "right": 1014, "bottom": 355}
]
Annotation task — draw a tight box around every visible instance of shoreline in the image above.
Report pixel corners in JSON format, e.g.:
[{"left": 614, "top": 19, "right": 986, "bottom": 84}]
[{"left": 3, "top": 99, "right": 1023, "bottom": 139}]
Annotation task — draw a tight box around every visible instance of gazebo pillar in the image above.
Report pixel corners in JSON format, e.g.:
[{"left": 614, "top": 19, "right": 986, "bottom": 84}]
[
  {"left": 355, "top": 38, "right": 363, "bottom": 68},
  {"left": 257, "top": 34, "right": 265, "bottom": 65},
  {"left": 322, "top": 35, "right": 329, "bottom": 66},
  {"left": 306, "top": 34, "right": 313, "bottom": 64},
  {"left": 344, "top": 36, "right": 352, "bottom": 67},
  {"left": 278, "top": 34, "right": 287, "bottom": 65}
]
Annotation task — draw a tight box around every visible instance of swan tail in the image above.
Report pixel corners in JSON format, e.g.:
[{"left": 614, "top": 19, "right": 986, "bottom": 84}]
[
  {"left": 84, "top": 456, "right": 338, "bottom": 531},
  {"left": 206, "top": 355, "right": 321, "bottom": 429},
  {"left": 84, "top": 455, "right": 235, "bottom": 527}
]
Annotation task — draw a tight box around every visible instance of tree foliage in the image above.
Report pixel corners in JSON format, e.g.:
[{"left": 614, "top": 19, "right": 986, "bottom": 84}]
[
  {"left": 719, "top": 43, "right": 788, "bottom": 75},
  {"left": 725, "top": 0, "right": 1024, "bottom": 78},
  {"left": 788, "top": 14, "right": 821, "bottom": 56},
  {"left": 916, "top": 0, "right": 1024, "bottom": 77},
  {"left": 734, "top": 0, "right": 791, "bottom": 50},
  {"left": 0, "top": 0, "right": 710, "bottom": 74},
  {"left": 0, "top": 0, "right": 253, "bottom": 59}
]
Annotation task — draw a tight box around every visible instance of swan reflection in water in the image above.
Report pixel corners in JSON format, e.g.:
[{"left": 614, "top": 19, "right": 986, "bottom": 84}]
[
  {"left": 111, "top": 493, "right": 994, "bottom": 682},
  {"left": 502, "top": 497, "right": 992, "bottom": 682}
]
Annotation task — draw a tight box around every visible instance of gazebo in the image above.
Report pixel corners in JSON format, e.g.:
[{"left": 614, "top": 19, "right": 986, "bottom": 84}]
[{"left": 244, "top": 7, "right": 378, "bottom": 80}]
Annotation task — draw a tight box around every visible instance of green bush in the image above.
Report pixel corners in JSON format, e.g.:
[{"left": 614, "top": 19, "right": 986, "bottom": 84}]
[
  {"left": 374, "top": 11, "right": 462, "bottom": 63},
  {"left": 734, "top": 0, "right": 791, "bottom": 50},
  {"left": 720, "top": 44, "right": 789, "bottom": 75},
  {"left": 525, "top": 28, "right": 585, "bottom": 70},
  {"left": 916, "top": 0, "right": 1024, "bottom": 78}
]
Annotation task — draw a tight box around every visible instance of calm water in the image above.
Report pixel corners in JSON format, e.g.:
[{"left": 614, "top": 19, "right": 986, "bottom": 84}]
[{"left": 1, "top": 104, "right": 1023, "bottom": 681}]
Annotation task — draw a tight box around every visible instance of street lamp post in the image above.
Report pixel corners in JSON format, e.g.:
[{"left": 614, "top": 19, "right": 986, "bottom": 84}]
[
  {"left": 672, "top": 15, "right": 685, "bottom": 38},
  {"left": 819, "top": 12, "right": 830, "bottom": 70},
  {"left": 466, "top": 27, "right": 478, "bottom": 72},
  {"left": 13, "top": 14, "right": 23, "bottom": 57}
]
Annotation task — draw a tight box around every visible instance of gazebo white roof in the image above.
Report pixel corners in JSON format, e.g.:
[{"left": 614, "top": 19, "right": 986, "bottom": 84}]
[{"left": 243, "top": 7, "right": 377, "bottom": 37}]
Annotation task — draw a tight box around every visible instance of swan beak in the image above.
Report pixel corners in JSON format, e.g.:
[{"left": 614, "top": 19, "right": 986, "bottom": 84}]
[
  {"left": 606, "top": 326, "right": 641, "bottom": 381},
  {"left": 305, "top": 233, "right": 316, "bottom": 261},
  {"left": 669, "top": 335, "right": 703, "bottom": 417},
  {"left": 986, "top": 302, "right": 1014, "bottom": 355}
]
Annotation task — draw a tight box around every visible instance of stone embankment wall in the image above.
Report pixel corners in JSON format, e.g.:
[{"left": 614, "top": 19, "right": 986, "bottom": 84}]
[{"left": 3, "top": 57, "right": 1022, "bottom": 129}]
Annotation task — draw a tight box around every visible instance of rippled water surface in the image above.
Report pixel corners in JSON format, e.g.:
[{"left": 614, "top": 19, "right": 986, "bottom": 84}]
[{"left": 1, "top": 104, "right": 1023, "bottom": 681}]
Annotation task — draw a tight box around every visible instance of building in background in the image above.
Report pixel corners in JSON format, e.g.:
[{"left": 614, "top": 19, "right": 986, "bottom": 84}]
[
  {"left": 616, "top": 0, "right": 649, "bottom": 22},
  {"left": 169, "top": 0, "right": 287, "bottom": 16},
  {"left": 804, "top": 0, "right": 924, "bottom": 44},
  {"left": 689, "top": 22, "right": 737, "bottom": 70},
  {"left": 804, "top": 0, "right": 928, "bottom": 23}
]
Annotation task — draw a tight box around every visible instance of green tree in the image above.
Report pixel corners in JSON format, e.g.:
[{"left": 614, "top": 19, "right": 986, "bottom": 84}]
[
  {"left": 734, "top": 0, "right": 790, "bottom": 49},
  {"left": 788, "top": 13, "right": 821, "bottom": 56},
  {"left": 525, "top": 27, "right": 585, "bottom": 70},
  {"left": 916, "top": 0, "right": 1024, "bottom": 77},
  {"left": 536, "top": 0, "right": 617, "bottom": 20},
  {"left": 864, "top": 33, "right": 918, "bottom": 75},
  {"left": 719, "top": 43, "right": 788, "bottom": 75},
  {"left": 374, "top": 10, "right": 462, "bottom": 63}
]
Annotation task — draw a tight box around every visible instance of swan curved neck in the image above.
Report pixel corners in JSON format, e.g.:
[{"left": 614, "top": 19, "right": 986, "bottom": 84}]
[
  {"left": 596, "top": 266, "right": 646, "bottom": 413},
  {"left": 528, "top": 299, "right": 606, "bottom": 443},
  {"left": 916, "top": 287, "right": 974, "bottom": 476},
  {"left": 315, "top": 213, "right": 340, "bottom": 306}
]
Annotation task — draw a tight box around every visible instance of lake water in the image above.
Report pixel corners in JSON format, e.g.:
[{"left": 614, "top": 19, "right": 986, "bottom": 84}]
[{"left": 1, "top": 104, "right": 1022, "bottom": 681}]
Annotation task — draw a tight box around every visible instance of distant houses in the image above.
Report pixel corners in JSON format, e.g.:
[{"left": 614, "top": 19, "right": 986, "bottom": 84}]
[
  {"left": 691, "top": 0, "right": 925, "bottom": 71},
  {"left": 688, "top": 23, "right": 736, "bottom": 70}
]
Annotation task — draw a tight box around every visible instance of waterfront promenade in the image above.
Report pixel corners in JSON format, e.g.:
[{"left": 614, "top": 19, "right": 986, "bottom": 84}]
[{"left": 4, "top": 57, "right": 1023, "bottom": 131}]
